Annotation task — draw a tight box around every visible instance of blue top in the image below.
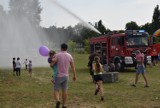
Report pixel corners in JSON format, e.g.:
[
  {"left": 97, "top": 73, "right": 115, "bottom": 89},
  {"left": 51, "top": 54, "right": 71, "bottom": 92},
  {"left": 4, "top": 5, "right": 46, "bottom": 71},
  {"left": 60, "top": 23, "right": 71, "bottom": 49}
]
[{"left": 52, "top": 64, "right": 58, "bottom": 79}]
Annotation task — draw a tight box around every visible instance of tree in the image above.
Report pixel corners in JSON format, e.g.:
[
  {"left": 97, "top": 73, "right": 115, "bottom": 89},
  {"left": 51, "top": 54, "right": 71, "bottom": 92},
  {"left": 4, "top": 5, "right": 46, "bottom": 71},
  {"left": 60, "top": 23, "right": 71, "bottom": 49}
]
[
  {"left": 84, "top": 38, "right": 90, "bottom": 53},
  {"left": 0, "top": 5, "right": 7, "bottom": 25},
  {"left": 140, "top": 23, "right": 152, "bottom": 34},
  {"left": 9, "top": 0, "right": 42, "bottom": 26},
  {"left": 0, "top": 5, "right": 7, "bottom": 38},
  {"left": 74, "top": 22, "right": 99, "bottom": 39},
  {"left": 0, "top": 5, "right": 6, "bottom": 17},
  {"left": 151, "top": 5, "right": 160, "bottom": 34},
  {"left": 68, "top": 40, "right": 76, "bottom": 53},
  {"left": 125, "top": 21, "right": 139, "bottom": 30}
]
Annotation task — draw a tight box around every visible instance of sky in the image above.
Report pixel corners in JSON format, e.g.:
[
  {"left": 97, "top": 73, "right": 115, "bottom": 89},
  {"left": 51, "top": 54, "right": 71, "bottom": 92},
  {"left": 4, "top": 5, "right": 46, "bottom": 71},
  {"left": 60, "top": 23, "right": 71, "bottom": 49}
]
[{"left": 0, "top": 0, "right": 160, "bottom": 30}]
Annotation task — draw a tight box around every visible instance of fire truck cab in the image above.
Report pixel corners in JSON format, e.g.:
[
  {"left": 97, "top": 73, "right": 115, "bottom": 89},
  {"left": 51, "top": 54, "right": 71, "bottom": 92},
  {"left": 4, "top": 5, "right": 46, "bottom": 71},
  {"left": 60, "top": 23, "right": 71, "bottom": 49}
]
[{"left": 89, "top": 30, "right": 152, "bottom": 71}]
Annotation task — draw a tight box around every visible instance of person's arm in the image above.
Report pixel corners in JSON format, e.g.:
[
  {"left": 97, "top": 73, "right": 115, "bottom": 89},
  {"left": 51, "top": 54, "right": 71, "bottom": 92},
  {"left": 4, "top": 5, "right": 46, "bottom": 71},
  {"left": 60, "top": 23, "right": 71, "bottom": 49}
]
[
  {"left": 50, "top": 57, "right": 57, "bottom": 67},
  {"left": 100, "top": 63, "right": 104, "bottom": 72},
  {"left": 141, "top": 54, "right": 145, "bottom": 63},
  {"left": 92, "top": 62, "right": 95, "bottom": 72},
  {"left": 70, "top": 62, "right": 76, "bottom": 81}
]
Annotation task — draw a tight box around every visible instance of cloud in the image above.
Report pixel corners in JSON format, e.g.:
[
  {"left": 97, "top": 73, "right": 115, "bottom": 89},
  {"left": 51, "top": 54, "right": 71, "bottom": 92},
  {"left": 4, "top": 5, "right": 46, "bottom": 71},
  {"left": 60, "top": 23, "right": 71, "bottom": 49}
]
[{"left": 134, "top": 0, "right": 154, "bottom": 4}]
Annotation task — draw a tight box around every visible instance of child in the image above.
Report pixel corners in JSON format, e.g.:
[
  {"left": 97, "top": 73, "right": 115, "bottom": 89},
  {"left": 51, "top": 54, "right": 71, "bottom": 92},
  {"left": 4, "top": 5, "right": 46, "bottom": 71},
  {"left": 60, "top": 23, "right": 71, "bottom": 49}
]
[
  {"left": 23, "top": 59, "right": 28, "bottom": 70},
  {"left": 12, "top": 57, "right": 16, "bottom": 76},
  {"left": 109, "top": 60, "right": 115, "bottom": 72},
  {"left": 48, "top": 50, "right": 58, "bottom": 83},
  {"left": 92, "top": 56, "right": 104, "bottom": 101},
  {"left": 28, "top": 60, "right": 32, "bottom": 77},
  {"left": 88, "top": 52, "right": 99, "bottom": 82}
]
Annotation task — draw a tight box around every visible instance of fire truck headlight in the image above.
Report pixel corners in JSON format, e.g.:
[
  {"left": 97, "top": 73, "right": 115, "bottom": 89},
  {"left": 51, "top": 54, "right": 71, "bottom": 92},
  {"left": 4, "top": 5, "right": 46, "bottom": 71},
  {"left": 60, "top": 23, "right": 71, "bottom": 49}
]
[
  {"left": 125, "top": 57, "right": 133, "bottom": 64},
  {"left": 147, "top": 56, "right": 151, "bottom": 64}
]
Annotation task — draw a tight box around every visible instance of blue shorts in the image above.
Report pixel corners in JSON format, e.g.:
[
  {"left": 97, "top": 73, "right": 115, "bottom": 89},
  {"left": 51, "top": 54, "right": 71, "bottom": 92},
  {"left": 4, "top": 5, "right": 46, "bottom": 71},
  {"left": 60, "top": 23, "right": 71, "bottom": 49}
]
[
  {"left": 54, "top": 76, "right": 68, "bottom": 91},
  {"left": 136, "top": 65, "right": 145, "bottom": 74}
]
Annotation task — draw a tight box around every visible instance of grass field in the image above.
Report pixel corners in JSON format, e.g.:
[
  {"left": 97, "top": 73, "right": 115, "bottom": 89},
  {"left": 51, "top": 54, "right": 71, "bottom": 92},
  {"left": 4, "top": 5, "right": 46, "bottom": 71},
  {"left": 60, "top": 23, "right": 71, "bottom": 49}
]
[{"left": 0, "top": 54, "right": 160, "bottom": 108}]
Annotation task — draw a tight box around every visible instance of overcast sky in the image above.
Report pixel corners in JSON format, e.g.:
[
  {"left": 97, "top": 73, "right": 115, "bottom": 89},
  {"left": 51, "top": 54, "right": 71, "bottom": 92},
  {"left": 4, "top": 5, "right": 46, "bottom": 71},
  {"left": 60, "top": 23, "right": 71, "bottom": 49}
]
[{"left": 0, "top": 0, "right": 160, "bottom": 30}]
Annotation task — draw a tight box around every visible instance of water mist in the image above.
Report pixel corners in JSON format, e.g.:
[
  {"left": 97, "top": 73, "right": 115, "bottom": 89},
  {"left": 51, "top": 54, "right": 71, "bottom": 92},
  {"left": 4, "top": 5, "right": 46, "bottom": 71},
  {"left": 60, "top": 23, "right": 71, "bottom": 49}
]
[
  {"left": 0, "top": 5, "right": 49, "bottom": 68},
  {"left": 47, "top": 0, "right": 101, "bottom": 34}
]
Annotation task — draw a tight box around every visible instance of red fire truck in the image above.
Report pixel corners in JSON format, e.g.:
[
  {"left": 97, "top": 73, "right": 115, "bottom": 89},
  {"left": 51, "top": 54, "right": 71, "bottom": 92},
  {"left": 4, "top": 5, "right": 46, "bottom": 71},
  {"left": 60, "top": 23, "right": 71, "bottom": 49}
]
[{"left": 89, "top": 30, "right": 152, "bottom": 71}]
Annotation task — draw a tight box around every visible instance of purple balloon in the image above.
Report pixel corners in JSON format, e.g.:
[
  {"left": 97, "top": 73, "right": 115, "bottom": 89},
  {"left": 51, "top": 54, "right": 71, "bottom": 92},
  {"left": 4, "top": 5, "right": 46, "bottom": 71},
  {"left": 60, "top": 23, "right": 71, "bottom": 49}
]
[{"left": 39, "top": 45, "right": 49, "bottom": 57}]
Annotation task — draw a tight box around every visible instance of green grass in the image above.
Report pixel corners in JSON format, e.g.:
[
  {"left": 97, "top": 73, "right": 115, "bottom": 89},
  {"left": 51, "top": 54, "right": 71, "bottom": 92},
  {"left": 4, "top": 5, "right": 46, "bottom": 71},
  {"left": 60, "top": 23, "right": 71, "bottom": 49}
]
[{"left": 0, "top": 54, "right": 160, "bottom": 108}]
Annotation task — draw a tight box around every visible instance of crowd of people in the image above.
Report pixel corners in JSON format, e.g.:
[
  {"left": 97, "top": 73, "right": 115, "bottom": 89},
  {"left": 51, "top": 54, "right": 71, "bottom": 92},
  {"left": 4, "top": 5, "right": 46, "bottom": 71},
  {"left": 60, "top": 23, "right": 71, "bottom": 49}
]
[
  {"left": 12, "top": 57, "right": 32, "bottom": 77},
  {"left": 11, "top": 43, "right": 153, "bottom": 108}
]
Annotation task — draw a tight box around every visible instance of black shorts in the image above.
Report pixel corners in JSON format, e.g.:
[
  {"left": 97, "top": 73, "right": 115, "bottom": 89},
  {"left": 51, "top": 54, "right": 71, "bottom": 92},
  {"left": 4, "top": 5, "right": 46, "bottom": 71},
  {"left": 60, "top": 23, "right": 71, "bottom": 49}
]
[{"left": 94, "top": 74, "right": 103, "bottom": 82}]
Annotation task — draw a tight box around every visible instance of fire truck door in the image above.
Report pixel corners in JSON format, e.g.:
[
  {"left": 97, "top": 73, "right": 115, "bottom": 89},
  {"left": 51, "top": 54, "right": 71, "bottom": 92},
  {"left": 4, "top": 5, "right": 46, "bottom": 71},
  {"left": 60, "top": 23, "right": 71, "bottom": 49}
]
[
  {"left": 111, "top": 37, "right": 124, "bottom": 56},
  {"left": 117, "top": 37, "right": 124, "bottom": 55},
  {"left": 111, "top": 37, "right": 118, "bottom": 56}
]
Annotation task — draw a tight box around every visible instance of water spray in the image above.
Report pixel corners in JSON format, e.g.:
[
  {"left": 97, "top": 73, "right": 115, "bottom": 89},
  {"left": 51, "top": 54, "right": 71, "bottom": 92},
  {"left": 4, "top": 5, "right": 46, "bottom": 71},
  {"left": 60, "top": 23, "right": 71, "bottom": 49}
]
[{"left": 47, "top": 0, "right": 102, "bottom": 34}]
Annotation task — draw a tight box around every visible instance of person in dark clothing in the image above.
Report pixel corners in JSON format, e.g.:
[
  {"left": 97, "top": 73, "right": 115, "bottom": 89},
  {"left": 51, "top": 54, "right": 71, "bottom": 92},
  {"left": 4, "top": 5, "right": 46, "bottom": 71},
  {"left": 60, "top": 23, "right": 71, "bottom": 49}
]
[
  {"left": 109, "top": 60, "right": 115, "bottom": 72},
  {"left": 15, "top": 57, "right": 21, "bottom": 76},
  {"left": 12, "top": 57, "right": 16, "bottom": 76}
]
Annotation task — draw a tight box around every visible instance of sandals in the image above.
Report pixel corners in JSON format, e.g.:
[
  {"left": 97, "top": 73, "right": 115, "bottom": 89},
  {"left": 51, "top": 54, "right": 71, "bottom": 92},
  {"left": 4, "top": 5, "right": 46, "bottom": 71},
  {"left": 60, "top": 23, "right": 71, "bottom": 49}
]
[
  {"left": 56, "top": 101, "right": 60, "bottom": 108},
  {"left": 130, "top": 84, "right": 136, "bottom": 87},
  {"left": 144, "top": 85, "right": 149, "bottom": 87}
]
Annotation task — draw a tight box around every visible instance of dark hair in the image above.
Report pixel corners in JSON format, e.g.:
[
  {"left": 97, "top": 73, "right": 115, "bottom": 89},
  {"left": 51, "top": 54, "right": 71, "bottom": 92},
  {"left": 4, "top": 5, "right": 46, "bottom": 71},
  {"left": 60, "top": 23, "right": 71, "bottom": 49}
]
[
  {"left": 136, "top": 50, "right": 141, "bottom": 54},
  {"left": 61, "top": 43, "right": 68, "bottom": 50},
  {"left": 13, "top": 58, "right": 15, "bottom": 60},
  {"left": 17, "top": 57, "right": 20, "bottom": 60},
  {"left": 49, "top": 50, "right": 56, "bottom": 56},
  {"left": 94, "top": 56, "right": 100, "bottom": 72}
]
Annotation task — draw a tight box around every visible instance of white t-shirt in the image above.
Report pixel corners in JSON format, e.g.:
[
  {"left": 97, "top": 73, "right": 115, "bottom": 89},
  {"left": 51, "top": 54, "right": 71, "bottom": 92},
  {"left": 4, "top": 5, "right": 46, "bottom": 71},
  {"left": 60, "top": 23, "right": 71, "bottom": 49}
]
[
  {"left": 23, "top": 61, "right": 27, "bottom": 65},
  {"left": 15, "top": 60, "right": 21, "bottom": 68}
]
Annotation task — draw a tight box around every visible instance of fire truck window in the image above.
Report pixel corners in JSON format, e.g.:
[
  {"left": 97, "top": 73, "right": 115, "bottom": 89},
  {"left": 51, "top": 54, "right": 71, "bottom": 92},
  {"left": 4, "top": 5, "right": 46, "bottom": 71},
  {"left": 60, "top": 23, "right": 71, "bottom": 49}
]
[
  {"left": 112, "top": 38, "right": 116, "bottom": 45},
  {"left": 141, "top": 37, "right": 148, "bottom": 46},
  {"left": 126, "top": 38, "right": 135, "bottom": 46},
  {"left": 134, "top": 38, "right": 139, "bottom": 45},
  {"left": 118, "top": 37, "right": 124, "bottom": 46},
  {"left": 129, "top": 39, "right": 134, "bottom": 45},
  {"left": 112, "top": 38, "right": 123, "bottom": 45}
]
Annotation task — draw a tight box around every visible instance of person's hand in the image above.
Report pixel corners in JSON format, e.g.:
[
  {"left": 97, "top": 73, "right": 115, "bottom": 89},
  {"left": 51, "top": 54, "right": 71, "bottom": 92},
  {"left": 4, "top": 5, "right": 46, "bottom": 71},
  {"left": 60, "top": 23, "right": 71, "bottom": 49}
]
[
  {"left": 73, "top": 76, "right": 76, "bottom": 81},
  {"left": 51, "top": 79, "right": 55, "bottom": 84}
]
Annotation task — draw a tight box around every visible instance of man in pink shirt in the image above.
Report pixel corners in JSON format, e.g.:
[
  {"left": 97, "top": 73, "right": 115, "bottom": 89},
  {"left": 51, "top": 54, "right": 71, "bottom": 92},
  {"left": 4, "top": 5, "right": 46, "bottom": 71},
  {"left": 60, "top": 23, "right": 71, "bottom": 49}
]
[{"left": 51, "top": 43, "right": 76, "bottom": 108}]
